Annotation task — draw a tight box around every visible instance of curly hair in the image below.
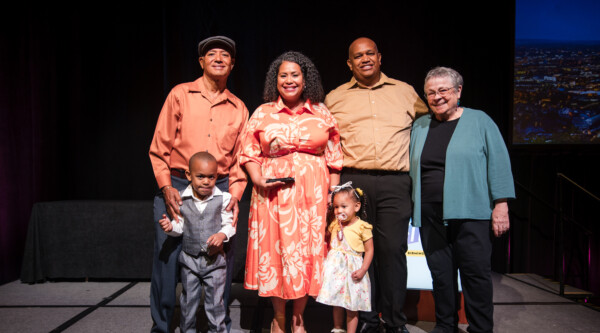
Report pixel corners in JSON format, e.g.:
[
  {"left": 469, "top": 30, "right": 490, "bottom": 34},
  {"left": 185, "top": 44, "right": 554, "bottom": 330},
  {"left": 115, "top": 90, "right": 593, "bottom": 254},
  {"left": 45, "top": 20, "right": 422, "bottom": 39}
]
[
  {"left": 263, "top": 51, "right": 325, "bottom": 103},
  {"left": 331, "top": 187, "right": 368, "bottom": 221},
  {"left": 325, "top": 186, "right": 368, "bottom": 245}
]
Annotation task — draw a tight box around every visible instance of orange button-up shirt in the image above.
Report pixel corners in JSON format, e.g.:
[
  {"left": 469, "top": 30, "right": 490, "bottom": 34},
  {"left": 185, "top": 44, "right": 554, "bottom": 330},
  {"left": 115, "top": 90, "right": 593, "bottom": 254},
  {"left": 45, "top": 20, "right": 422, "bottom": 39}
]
[
  {"left": 325, "top": 73, "right": 428, "bottom": 172},
  {"left": 149, "top": 77, "right": 249, "bottom": 200}
]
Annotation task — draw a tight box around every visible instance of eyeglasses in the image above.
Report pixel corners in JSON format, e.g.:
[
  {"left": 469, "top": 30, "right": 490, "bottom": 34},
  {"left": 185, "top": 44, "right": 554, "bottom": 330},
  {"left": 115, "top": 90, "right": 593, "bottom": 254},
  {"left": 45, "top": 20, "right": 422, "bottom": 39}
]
[{"left": 425, "top": 87, "right": 454, "bottom": 99}]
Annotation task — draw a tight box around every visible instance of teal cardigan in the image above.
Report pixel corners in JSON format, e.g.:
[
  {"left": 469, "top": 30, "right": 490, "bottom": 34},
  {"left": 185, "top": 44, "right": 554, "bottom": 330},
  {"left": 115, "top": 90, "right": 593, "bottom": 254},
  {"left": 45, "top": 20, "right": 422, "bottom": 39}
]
[{"left": 409, "top": 108, "right": 515, "bottom": 227}]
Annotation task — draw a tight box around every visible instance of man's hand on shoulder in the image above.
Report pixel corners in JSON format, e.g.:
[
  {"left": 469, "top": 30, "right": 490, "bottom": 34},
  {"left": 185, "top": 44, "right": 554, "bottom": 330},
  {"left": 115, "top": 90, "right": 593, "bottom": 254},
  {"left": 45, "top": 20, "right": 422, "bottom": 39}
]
[
  {"left": 162, "top": 185, "right": 182, "bottom": 219},
  {"left": 226, "top": 196, "right": 239, "bottom": 227}
]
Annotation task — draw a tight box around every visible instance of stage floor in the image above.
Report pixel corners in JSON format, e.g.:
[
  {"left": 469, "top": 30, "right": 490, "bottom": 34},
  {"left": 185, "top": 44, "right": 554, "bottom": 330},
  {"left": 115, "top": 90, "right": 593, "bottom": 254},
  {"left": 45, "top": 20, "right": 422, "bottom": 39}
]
[{"left": 0, "top": 272, "right": 598, "bottom": 332}]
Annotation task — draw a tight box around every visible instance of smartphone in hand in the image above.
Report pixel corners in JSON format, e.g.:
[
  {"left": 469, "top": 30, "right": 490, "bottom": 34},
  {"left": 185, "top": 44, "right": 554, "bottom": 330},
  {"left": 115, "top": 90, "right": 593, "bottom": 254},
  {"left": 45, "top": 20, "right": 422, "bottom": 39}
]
[{"left": 266, "top": 177, "right": 295, "bottom": 183}]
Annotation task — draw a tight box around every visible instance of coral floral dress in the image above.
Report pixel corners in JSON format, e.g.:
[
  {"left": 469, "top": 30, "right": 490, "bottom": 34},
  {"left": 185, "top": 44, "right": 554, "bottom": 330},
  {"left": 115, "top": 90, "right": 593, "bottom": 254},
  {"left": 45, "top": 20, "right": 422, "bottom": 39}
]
[{"left": 241, "top": 98, "right": 343, "bottom": 299}]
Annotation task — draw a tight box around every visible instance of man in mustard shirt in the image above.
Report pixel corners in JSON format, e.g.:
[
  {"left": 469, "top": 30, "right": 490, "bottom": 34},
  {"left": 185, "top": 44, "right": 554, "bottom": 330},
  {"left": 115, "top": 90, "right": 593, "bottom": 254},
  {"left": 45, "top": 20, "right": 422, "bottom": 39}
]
[{"left": 325, "top": 37, "right": 428, "bottom": 333}]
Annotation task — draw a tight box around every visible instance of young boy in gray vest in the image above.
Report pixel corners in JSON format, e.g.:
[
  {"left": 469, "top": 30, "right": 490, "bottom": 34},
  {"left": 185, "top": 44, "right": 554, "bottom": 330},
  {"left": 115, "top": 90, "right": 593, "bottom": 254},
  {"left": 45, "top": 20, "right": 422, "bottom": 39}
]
[{"left": 158, "top": 151, "right": 235, "bottom": 333}]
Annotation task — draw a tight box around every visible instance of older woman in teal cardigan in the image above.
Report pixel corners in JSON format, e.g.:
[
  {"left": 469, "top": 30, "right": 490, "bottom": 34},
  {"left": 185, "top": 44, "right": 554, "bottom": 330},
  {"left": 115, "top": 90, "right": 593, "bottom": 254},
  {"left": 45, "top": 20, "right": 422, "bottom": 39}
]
[{"left": 409, "top": 67, "right": 515, "bottom": 333}]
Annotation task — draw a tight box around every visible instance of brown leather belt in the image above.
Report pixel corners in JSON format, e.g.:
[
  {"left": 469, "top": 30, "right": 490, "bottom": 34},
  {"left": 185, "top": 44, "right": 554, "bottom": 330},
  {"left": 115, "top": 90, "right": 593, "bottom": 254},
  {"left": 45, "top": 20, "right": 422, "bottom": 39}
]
[{"left": 170, "top": 168, "right": 187, "bottom": 179}]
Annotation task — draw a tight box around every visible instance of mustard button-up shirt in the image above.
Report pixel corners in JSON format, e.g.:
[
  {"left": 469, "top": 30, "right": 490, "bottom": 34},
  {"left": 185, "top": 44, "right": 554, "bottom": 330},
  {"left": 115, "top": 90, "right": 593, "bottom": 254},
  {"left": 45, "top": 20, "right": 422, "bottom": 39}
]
[{"left": 325, "top": 73, "right": 428, "bottom": 171}]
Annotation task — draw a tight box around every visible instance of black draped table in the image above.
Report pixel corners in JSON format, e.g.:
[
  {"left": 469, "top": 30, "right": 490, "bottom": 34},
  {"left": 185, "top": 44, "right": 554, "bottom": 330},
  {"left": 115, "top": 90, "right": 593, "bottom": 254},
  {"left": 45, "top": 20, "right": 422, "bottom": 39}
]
[
  {"left": 20, "top": 200, "right": 250, "bottom": 283},
  {"left": 20, "top": 200, "right": 154, "bottom": 283}
]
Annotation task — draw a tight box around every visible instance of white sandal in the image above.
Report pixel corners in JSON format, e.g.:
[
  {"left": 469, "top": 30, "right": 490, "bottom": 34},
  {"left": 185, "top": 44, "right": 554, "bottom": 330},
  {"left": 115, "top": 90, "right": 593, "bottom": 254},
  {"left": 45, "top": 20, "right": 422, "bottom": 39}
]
[{"left": 331, "top": 329, "right": 346, "bottom": 333}]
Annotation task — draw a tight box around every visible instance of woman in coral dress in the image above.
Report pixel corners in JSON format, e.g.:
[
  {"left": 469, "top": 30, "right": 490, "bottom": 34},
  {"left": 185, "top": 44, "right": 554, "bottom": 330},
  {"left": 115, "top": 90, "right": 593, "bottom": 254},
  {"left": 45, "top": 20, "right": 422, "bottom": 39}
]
[{"left": 241, "top": 51, "right": 343, "bottom": 333}]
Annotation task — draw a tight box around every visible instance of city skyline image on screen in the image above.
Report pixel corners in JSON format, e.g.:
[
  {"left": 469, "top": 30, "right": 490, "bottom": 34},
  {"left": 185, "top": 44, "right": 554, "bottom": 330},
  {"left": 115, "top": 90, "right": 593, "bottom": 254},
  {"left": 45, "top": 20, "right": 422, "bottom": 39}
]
[{"left": 513, "top": 0, "right": 600, "bottom": 144}]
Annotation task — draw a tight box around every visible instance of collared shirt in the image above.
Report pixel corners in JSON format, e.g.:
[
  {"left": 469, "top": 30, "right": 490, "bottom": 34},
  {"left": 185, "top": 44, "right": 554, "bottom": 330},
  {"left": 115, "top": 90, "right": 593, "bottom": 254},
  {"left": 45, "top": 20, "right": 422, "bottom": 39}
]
[
  {"left": 165, "top": 185, "right": 235, "bottom": 239},
  {"left": 149, "top": 76, "right": 249, "bottom": 200},
  {"left": 239, "top": 97, "right": 343, "bottom": 170},
  {"left": 325, "top": 73, "right": 428, "bottom": 171}
]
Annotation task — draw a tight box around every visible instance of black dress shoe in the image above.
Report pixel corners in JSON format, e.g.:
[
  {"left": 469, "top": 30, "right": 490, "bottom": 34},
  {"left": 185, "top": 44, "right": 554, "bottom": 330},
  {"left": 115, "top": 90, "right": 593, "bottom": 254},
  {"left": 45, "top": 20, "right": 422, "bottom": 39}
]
[
  {"left": 358, "top": 322, "right": 381, "bottom": 333},
  {"left": 428, "top": 328, "right": 450, "bottom": 333},
  {"left": 382, "top": 325, "right": 409, "bottom": 333}
]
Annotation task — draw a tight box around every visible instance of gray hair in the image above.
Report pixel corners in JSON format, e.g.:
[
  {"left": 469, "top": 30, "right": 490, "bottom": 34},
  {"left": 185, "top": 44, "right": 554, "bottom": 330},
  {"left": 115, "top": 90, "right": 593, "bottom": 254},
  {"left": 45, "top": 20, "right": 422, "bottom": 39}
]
[{"left": 424, "top": 66, "right": 464, "bottom": 91}]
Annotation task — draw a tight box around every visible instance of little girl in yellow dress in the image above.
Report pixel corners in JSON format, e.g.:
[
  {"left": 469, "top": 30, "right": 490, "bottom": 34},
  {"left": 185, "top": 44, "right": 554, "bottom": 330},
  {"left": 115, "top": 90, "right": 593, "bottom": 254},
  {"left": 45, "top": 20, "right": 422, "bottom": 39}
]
[{"left": 317, "top": 182, "right": 374, "bottom": 333}]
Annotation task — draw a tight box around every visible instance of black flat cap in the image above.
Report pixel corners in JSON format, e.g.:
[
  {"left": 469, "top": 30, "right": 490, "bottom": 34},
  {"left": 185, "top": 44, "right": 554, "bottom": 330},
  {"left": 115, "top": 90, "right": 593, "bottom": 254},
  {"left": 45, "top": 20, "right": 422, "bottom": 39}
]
[{"left": 198, "top": 36, "right": 236, "bottom": 58}]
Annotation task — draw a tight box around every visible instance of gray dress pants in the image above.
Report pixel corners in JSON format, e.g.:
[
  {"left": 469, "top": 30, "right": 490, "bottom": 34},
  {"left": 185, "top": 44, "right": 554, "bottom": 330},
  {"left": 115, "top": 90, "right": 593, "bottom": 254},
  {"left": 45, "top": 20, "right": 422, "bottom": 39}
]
[{"left": 179, "top": 251, "right": 227, "bottom": 333}]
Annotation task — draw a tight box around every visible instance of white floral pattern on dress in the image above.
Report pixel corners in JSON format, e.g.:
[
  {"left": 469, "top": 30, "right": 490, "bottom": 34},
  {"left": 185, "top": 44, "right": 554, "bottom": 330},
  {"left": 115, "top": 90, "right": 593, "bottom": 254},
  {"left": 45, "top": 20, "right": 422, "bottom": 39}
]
[
  {"left": 316, "top": 222, "right": 371, "bottom": 311},
  {"left": 242, "top": 98, "right": 343, "bottom": 299}
]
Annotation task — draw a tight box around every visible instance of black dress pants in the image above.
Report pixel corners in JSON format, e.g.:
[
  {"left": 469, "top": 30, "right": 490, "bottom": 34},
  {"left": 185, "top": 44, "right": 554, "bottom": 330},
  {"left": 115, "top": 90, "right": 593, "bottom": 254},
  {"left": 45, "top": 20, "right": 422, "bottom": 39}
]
[
  {"left": 341, "top": 170, "right": 411, "bottom": 328},
  {"left": 420, "top": 202, "right": 494, "bottom": 333}
]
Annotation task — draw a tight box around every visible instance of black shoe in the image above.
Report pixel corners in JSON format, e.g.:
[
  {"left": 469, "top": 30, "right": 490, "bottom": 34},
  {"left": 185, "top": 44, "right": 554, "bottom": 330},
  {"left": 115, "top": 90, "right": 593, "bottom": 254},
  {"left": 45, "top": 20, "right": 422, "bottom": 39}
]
[
  {"left": 358, "top": 322, "right": 381, "bottom": 333},
  {"left": 383, "top": 325, "right": 409, "bottom": 333},
  {"left": 428, "top": 328, "right": 450, "bottom": 333}
]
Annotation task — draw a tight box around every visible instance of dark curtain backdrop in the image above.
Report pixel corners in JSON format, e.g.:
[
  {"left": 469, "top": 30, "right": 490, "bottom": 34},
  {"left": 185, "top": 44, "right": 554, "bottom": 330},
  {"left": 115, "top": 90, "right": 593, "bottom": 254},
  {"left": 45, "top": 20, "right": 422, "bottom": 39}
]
[{"left": 5, "top": 2, "right": 595, "bottom": 289}]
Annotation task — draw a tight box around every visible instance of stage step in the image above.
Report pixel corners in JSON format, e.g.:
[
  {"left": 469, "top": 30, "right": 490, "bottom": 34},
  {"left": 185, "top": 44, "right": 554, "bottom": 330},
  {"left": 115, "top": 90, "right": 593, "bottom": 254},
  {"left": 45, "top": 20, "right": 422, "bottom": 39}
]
[{"left": 506, "top": 273, "right": 594, "bottom": 300}]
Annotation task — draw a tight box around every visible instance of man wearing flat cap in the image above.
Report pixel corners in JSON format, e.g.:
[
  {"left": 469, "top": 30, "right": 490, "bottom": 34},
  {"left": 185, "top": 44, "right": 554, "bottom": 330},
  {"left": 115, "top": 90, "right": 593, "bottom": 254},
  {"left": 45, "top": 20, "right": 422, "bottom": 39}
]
[{"left": 149, "top": 35, "right": 248, "bottom": 333}]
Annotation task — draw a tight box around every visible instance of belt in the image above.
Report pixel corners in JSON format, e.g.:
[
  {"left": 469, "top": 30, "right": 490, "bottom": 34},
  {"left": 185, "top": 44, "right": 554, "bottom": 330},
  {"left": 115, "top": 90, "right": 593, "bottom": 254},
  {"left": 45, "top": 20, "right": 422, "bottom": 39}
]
[
  {"left": 170, "top": 168, "right": 187, "bottom": 179},
  {"left": 170, "top": 168, "right": 228, "bottom": 180},
  {"left": 342, "top": 167, "right": 408, "bottom": 176}
]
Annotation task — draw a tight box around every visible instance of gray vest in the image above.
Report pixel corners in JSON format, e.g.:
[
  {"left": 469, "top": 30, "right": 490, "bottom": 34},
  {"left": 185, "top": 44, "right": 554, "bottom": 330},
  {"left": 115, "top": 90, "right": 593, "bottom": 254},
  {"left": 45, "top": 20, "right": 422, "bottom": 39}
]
[{"left": 180, "top": 193, "right": 223, "bottom": 256}]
